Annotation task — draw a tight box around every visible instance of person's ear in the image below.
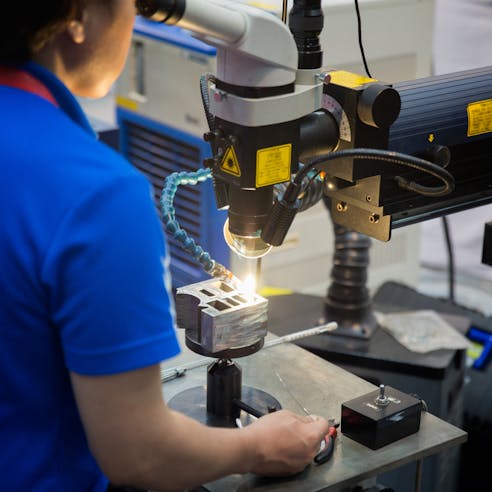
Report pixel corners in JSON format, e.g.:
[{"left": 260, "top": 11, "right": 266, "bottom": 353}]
[{"left": 66, "top": 11, "right": 88, "bottom": 44}]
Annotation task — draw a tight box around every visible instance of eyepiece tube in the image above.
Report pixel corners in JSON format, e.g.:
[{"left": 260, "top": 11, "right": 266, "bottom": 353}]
[{"left": 136, "top": 0, "right": 247, "bottom": 44}]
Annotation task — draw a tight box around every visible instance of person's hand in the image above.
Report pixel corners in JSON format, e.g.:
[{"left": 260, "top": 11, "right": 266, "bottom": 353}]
[{"left": 243, "top": 410, "right": 330, "bottom": 477}]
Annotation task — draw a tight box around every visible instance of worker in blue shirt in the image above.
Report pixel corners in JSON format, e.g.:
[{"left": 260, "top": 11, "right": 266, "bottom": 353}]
[{"left": 0, "top": 1, "right": 330, "bottom": 491}]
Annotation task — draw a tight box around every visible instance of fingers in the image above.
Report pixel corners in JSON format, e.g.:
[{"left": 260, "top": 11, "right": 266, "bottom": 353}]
[
  {"left": 246, "top": 410, "right": 333, "bottom": 477},
  {"left": 307, "top": 414, "right": 331, "bottom": 438},
  {"left": 291, "top": 413, "right": 331, "bottom": 438},
  {"left": 260, "top": 410, "right": 330, "bottom": 440}
]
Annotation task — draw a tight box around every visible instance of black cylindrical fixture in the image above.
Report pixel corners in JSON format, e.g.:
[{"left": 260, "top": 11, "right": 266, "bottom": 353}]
[
  {"left": 299, "top": 110, "right": 339, "bottom": 161},
  {"left": 289, "top": 0, "right": 324, "bottom": 69},
  {"left": 135, "top": 0, "right": 185, "bottom": 24},
  {"left": 261, "top": 197, "right": 299, "bottom": 246},
  {"left": 357, "top": 84, "right": 401, "bottom": 129},
  {"left": 207, "top": 359, "right": 242, "bottom": 422},
  {"left": 228, "top": 186, "right": 274, "bottom": 237},
  {"left": 323, "top": 219, "right": 378, "bottom": 338}
]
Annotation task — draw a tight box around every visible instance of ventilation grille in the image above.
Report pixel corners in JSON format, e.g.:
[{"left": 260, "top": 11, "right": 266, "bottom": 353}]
[{"left": 123, "top": 120, "right": 205, "bottom": 274}]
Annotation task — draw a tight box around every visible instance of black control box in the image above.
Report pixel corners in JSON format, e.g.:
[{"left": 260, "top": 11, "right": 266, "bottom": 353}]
[{"left": 341, "top": 386, "right": 422, "bottom": 450}]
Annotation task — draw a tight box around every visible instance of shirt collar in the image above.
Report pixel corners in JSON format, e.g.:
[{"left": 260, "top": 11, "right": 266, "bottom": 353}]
[{"left": 22, "top": 61, "right": 97, "bottom": 139}]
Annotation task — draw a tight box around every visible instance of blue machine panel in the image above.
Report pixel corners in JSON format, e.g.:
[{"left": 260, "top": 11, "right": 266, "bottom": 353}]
[{"left": 117, "top": 107, "right": 228, "bottom": 287}]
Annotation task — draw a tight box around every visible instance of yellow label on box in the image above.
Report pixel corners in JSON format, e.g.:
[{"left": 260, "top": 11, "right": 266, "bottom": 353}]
[
  {"left": 467, "top": 98, "right": 492, "bottom": 137},
  {"left": 116, "top": 96, "right": 139, "bottom": 112},
  {"left": 256, "top": 144, "right": 292, "bottom": 187},
  {"left": 329, "top": 70, "right": 376, "bottom": 88}
]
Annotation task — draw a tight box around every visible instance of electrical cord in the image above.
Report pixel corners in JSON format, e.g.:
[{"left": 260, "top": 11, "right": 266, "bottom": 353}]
[
  {"left": 275, "top": 168, "right": 324, "bottom": 212},
  {"left": 263, "top": 149, "right": 455, "bottom": 249},
  {"left": 200, "top": 73, "right": 215, "bottom": 132},
  {"left": 442, "top": 216, "right": 456, "bottom": 302},
  {"left": 354, "top": 0, "right": 372, "bottom": 78},
  {"left": 282, "top": 0, "right": 288, "bottom": 24},
  {"left": 290, "top": 148, "right": 455, "bottom": 202}
]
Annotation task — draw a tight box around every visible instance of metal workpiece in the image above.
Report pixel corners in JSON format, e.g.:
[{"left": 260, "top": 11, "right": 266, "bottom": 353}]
[
  {"left": 175, "top": 277, "right": 268, "bottom": 357},
  {"left": 160, "top": 323, "right": 338, "bottom": 383}
]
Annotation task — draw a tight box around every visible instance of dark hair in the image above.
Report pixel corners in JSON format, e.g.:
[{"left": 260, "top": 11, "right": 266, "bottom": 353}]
[{"left": 0, "top": 1, "right": 87, "bottom": 63}]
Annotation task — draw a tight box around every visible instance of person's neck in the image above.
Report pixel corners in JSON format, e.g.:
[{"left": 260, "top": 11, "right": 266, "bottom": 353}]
[{"left": 33, "top": 45, "right": 73, "bottom": 91}]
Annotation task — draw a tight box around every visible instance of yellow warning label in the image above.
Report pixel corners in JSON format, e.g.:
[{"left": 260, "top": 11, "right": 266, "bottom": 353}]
[
  {"left": 329, "top": 70, "right": 377, "bottom": 88},
  {"left": 467, "top": 98, "right": 492, "bottom": 137},
  {"left": 256, "top": 144, "right": 292, "bottom": 188},
  {"left": 259, "top": 286, "right": 293, "bottom": 297},
  {"left": 220, "top": 146, "right": 241, "bottom": 177},
  {"left": 116, "top": 95, "right": 139, "bottom": 112}
]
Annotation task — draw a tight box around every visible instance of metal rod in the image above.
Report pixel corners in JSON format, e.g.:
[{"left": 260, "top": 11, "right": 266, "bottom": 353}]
[
  {"left": 264, "top": 322, "right": 337, "bottom": 347},
  {"left": 232, "top": 398, "right": 264, "bottom": 418},
  {"left": 160, "top": 321, "right": 338, "bottom": 383}
]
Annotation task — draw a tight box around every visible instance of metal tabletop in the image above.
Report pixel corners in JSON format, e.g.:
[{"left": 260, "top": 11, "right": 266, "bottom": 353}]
[{"left": 161, "top": 333, "right": 467, "bottom": 491}]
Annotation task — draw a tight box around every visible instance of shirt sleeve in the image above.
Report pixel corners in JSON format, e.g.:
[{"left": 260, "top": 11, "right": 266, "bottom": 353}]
[{"left": 42, "top": 172, "right": 181, "bottom": 375}]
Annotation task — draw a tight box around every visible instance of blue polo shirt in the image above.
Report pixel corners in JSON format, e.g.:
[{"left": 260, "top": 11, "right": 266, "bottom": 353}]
[{"left": 0, "top": 63, "right": 180, "bottom": 491}]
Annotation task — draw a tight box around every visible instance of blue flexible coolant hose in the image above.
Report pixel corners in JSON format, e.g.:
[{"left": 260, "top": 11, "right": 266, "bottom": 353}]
[{"left": 160, "top": 168, "right": 230, "bottom": 278}]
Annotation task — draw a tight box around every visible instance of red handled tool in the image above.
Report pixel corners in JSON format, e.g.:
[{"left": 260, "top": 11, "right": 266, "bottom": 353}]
[{"left": 314, "top": 423, "right": 338, "bottom": 465}]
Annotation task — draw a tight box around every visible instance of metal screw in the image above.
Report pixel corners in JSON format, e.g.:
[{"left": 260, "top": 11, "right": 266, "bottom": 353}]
[
  {"left": 317, "top": 72, "right": 331, "bottom": 85},
  {"left": 214, "top": 90, "right": 226, "bottom": 102},
  {"left": 369, "top": 213, "right": 380, "bottom": 224},
  {"left": 336, "top": 202, "right": 348, "bottom": 212},
  {"left": 366, "top": 194, "right": 372, "bottom": 202}
]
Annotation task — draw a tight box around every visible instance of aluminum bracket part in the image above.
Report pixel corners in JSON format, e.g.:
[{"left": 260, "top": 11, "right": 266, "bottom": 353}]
[{"left": 175, "top": 278, "right": 268, "bottom": 354}]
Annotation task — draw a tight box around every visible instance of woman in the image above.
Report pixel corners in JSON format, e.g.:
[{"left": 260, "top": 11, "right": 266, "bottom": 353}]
[{"left": 0, "top": 2, "right": 329, "bottom": 491}]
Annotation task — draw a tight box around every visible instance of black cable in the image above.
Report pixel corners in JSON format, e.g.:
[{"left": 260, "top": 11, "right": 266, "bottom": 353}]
[
  {"left": 291, "top": 148, "right": 455, "bottom": 199},
  {"left": 274, "top": 169, "right": 324, "bottom": 212},
  {"left": 442, "top": 216, "right": 456, "bottom": 302},
  {"left": 282, "top": 0, "right": 288, "bottom": 23},
  {"left": 354, "top": 0, "right": 372, "bottom": 78},
  {"left": 199, "top": 73, "right": 215, "bottom": 132},
  {"left": 297, "top": 171, "right": 324, "bottom": 211}
]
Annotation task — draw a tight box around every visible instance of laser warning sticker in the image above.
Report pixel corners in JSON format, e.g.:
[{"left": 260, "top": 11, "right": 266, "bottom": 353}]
[
  {"left": 256, "top": 144, "right": 292, "bottom": 188},
  {"left": 220, "top": 146, "right": 241, "bottom": 177},
  {"left": 467, "top": 98, "right": 492, "bottom": 137}
]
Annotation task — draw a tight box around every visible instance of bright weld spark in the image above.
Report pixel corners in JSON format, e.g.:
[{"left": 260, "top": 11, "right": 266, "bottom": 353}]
[{"left": 241, "top": 274, "right": 257, "bottom": 296}]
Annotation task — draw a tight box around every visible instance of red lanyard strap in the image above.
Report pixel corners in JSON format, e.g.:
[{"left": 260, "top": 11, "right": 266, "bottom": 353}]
[{"left": 0, "top": 65, "right": 58, "bottom": 107}]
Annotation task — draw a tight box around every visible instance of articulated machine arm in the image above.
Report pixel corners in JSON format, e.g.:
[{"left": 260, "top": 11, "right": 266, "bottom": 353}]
[
  {"left": 137, "top": 0, "right": 492, "bottom": 257},
  {"left": 325, "top": 68, "right": 492, "bottom": 242}
]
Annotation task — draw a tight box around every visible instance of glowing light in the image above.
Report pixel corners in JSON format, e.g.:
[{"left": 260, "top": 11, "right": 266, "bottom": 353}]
[{"left": 241, "top": 274, "right": 257, "bottom": 296}]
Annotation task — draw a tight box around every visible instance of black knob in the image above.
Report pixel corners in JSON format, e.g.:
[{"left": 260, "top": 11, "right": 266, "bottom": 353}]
[{"left": 358, "top": 84, "right": 401, "bottom": 128}]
